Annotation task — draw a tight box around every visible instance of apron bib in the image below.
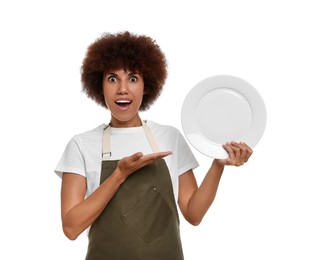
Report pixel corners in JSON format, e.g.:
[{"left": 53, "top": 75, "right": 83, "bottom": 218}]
[{"left": 85, "top": 121, "right": 184, "bottom": 260}]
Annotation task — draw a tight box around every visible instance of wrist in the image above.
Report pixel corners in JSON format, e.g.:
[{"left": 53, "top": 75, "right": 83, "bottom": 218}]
[
  {"left": 212, "top": 159, "right": 225, "bottom": 171},
  {"left": 111, "top": 168, "right": 127, "bottom": 185}
]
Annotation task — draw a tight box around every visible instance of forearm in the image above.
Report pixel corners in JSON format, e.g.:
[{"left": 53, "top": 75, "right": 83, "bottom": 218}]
[
  {"left": 186, "top": 160, "right": 224, "bottom": 225},
  {"left": 62, "top": 151, "right": 171, "bottom": 240},
  {"left": 62, "top": 170, "right": 125, "bottom": 240}
]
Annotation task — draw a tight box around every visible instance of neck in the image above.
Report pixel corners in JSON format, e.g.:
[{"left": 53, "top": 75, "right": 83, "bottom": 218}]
[{"left": 110, "top": 115, "right": 142, "bottom": 128}]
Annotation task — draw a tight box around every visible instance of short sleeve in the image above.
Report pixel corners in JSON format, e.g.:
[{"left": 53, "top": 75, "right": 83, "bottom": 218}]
[
  {"left": 54, "top": 136, "right": 86, "bottom": 178},
  {"left": 176, "top": 130, "right": 199, "bottom": 175}
]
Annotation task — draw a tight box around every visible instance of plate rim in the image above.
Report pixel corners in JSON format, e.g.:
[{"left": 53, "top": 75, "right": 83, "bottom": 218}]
[{"left": 181, "top": 74, "right": 267, "bottom": 159}]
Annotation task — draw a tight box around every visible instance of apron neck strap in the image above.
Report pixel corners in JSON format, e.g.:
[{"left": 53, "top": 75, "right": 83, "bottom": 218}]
[{"left": 102, "top": 120, "right": 159, "bottom": 160}]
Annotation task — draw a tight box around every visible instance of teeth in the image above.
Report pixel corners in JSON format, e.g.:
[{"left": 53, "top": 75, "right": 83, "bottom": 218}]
[{"left": 116, "top": 100, "right": 131, "bottom": 104}]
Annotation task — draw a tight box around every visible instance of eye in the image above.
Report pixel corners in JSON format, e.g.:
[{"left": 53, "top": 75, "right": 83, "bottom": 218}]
[
  {"left": 129, "top": 76, "right": 138, "bottom": 83},
  {"left": 108, "top": 76, "right": 117, "bottom": 83}
]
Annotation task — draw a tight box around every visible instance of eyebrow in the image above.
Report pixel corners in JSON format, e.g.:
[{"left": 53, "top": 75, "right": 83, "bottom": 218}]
[
  {"left": 106, "top": 71, "right": 139, "bottom": 76},
  {"left": 106, "top": 72, "right": 118, "bottom": 77}
]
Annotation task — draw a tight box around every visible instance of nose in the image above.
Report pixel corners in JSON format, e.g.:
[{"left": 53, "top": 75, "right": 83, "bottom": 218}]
[{"left": 117, "top": 79, "right": 129, "bottom": 94}]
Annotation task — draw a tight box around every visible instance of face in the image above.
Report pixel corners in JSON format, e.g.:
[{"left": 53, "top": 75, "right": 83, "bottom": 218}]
[{"left": 103, "top": 69, "right": 144, "bottom": 127}]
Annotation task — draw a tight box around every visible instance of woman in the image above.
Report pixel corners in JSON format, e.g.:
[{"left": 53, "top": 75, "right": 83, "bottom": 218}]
[{"left": 55, "top": 31, "right": 252, "bottom": 260}]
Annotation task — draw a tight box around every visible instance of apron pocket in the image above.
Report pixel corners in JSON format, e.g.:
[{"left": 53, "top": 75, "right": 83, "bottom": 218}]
[{"left": 123, "top": 187, "right": 173, "bottom": 244}]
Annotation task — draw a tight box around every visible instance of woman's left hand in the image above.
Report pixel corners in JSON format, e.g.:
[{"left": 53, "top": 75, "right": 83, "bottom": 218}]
[{"left": 216, "top": 141, "right": 253, "bottom": 167}]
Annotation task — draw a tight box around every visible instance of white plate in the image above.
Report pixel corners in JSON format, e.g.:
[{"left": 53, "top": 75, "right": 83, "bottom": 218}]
[{"left": 181, "top": 75, "right": 267, "bottom": 159}]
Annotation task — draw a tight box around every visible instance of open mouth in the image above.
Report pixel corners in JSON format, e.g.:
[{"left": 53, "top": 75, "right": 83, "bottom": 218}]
[{"left": 115, "top": 99, "right": 132, "bottom": 108}]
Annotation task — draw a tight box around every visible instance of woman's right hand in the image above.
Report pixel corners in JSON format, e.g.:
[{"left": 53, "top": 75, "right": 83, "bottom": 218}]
[{"left": 116, "top": 151, "right": 172, "bottom": 180}]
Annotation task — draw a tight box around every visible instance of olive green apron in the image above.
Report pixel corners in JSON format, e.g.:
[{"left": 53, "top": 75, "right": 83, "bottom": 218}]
[{"left": 85, "top": 121, "right": 184, "bottom": 260}]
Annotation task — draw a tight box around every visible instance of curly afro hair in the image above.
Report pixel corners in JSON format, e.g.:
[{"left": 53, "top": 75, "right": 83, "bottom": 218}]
[{"left": 81, "top": 31, "right": 168, "bottom": 111}]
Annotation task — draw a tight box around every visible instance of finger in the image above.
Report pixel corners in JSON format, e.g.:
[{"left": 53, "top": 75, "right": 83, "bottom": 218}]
[
  {"left": 126, "top": 151, "right": 171, "bottom": 174},
  {"left": 232, "top": 142, "right": 242, "bottom": 164},
  {"left": 230, "top": 141, "right": 254, "bottom": 165},
  {"left": 140, "top": 151, "right": 172, "bottom": 163},
  {"left": 222, "top": 143, "right": 235, "bottom": 164},
  {"left": 239, "top": 142, "right": 253, "bottom": 159},
  {"left": 238, "top": 142, "right": 249, "bottom": 162},
  {"left": 118, "top": 151, "right": 172, "bottom": 177},
  {"left": 155, "top": 151, "right": 172, "bottom": 157},
  {"left": 118, "top": 152, "right": 143, "bottom": 171},
  {"left": 223, "top": 142, "right": 242, "bottom": 166},
  {"left": 127, "top": 152, "right": 144, "bottom": 163},
  {"left": 234, "top": 142, "right": 253, "bottom": 162}
]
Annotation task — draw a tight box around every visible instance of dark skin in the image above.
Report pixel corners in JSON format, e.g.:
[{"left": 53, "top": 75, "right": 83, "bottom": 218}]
[{"left": 61, "top": 69, "right": 253, "bottom": 240}]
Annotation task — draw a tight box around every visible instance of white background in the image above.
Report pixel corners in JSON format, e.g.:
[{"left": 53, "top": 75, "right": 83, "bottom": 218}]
[{"left": 1, "top": 0, "right": 312, "bottom": 259}]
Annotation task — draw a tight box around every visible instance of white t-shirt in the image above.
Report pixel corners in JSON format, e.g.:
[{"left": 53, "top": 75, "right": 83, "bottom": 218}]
[{"left": 55, "top": 120, "right": 198, "bottom": 202}]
